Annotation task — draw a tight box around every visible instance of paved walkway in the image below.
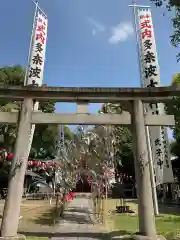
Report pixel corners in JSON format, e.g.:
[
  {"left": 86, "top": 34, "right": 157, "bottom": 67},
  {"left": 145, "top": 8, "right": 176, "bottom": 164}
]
[{"left": 51, "top": 197, "right": 109, "bottom": 240}]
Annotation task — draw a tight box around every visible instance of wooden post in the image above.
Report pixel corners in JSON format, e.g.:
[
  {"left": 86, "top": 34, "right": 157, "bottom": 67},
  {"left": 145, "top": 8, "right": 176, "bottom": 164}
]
[{"left": 1, "top": 98, "right": 33, "bottom": 237}]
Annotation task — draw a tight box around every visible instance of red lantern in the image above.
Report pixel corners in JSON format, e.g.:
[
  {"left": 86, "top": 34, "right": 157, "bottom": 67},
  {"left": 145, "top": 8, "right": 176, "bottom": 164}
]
[
  {"left": 32, "top": 161, "right": 35, "bottom": 166},
  {"left": 35, "top": 161, "right": 39, "bottom": 166},
  {"left": 7, "top": 153, "right": 13, "bottom": 160},
  {"left": 37, "top": 161, "right": 41, "bottom": 166},
  {"left": 41, "top": 163, "right": 46, "bottom": 169}
]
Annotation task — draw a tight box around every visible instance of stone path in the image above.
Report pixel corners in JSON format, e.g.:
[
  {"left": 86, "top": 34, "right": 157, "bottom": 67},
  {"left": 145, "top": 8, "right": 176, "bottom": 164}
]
[{"left": 51, "top": 197, "right": 109, "bottom": 240}]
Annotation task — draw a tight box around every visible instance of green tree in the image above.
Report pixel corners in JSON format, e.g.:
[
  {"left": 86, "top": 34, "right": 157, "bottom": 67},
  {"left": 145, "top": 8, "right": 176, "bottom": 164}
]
[
  {"left": 150, "top": 0, "right": 180, "bottom": 59},
  {"left": 64, "top": 125, "right": 73, "bottom": 140},
  {"left": 165, "top": 73, "right": 180, "bottom": 181},
  {"left": 166, "top": 73, "right": 180, "bottom": 141},
  {"left": 100, "top": 103, "right": 134, "bottom": 176},
  {"left": 71, "top": 104, "right": 134, "bottom": 182},
  {"left": 0, "top": 65, "right": 72, "bottom": 157},
  {"left": 69, "top": 126, "right": 108, "bottom": 182},
  {"left": 32, "top": 125, "right": 73, "bottom": 159}
]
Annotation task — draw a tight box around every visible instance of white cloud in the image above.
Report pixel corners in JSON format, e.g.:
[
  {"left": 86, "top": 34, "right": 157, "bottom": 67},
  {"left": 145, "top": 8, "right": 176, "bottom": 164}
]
[
  {"left": 108, "top": 22, "right": 134, "bottom": 44},
  {"left": 92, "top": 29, "right": 97, "bottom": 36},
  {"left": 87, "top": 18, "right": 105, "bottom": 36}
]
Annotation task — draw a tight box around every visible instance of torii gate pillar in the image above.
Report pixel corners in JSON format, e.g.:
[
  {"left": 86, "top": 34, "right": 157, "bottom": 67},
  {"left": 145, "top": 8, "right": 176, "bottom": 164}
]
[
  {"left": 131, "top": 100, "right": 156, "bottom": 238},
  {"left": 1, "top": 98, "right": 33, "bottom": 237}
]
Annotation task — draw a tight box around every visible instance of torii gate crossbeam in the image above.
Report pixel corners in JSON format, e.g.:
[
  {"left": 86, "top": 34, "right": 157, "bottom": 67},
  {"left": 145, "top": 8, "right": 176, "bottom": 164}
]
[{"left": 0, "top": 112, "right": 175, "bottom": 126}]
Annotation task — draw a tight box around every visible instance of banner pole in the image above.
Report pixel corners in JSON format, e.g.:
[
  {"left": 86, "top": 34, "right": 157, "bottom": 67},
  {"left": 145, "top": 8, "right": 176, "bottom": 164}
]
[
  {"left": 24, "top": 0, "right": 39, "bottom": 85},
  {"left": 128, "top": 1, "right": 159, "bottom": 216}
]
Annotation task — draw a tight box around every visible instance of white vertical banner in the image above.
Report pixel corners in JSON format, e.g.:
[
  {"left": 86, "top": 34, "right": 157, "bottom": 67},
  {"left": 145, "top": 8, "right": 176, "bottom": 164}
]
[
  {"left": 137, "top": 8, "right": 174, "bottom": 184},
  {"left": 25, "top": 6, "right": 48, "bottom": 156},
  {"left": 27, "top": 9, "right": 48, "bottom": 86},
  {"left": 161, "top": 126, "right": 174, "bottom": 183}
]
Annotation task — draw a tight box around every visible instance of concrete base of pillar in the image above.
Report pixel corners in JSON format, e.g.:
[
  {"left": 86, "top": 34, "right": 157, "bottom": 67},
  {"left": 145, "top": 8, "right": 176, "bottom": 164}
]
[
  {"left": 112, "top": 235, "right": 166, "bottom": 240},
  {"left": 0, "top": 235, "right": 26, "bottom": 240},
  {"left": 131, "top": 235, "right": 166, "bottom": 240}
]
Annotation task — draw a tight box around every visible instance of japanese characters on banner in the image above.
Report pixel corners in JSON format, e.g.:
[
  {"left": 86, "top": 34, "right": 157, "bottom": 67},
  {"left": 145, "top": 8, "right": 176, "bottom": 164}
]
[
  {"left": 160, "top": 127, "right": 174, "bottom": 183},
  {"left": 137, "top": 8, "right": 174, "bottom": 184},
  {"left": 27, "top": 10, "right": 48, "bottom": 86}
]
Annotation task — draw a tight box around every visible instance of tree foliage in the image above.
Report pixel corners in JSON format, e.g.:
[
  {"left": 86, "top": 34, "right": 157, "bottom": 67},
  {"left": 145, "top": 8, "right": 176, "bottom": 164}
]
[
  {"left": 166, "top": 73, "right": 180, "bottom": 140},
  {"left": 149, "top": 1, "right": 180, "bottom": 181},
  {"left": 69, "top": 103, "right": 135, "bottom": 183},
  {"left": 100, "top": 103, "right": 133, "bottom": 169},
  {"left": 70, "top": 127, "right": 109, "bottom": 181},
  {"left": 150, "top": 0, "right": 180, "bottom": 60},
  {"left": 165, "top": 73, "right": 180, "bottom": 180},
  {"left": 0, "top": 65, "right": 72, "bottom": 158}
]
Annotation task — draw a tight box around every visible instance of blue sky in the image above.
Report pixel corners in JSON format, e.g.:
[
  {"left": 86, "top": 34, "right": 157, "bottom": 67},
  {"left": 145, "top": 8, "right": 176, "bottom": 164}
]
[{"left": 0, "top": 0, "right": 179, "bottom": 129}]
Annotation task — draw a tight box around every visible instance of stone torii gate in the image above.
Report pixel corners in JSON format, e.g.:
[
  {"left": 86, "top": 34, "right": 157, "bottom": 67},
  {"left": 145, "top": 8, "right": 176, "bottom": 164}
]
[{"left": 0, "top": 85, "right": 178, "bottom": 239}]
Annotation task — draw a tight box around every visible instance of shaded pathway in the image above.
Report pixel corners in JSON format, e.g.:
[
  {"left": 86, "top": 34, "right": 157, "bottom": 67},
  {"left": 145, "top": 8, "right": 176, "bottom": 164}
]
[
  {"left": 19, "top": 197, "right": 109, "bottom": 240},
  {"left": 51, "top": 197, "right": 108, "bottom": 240}
]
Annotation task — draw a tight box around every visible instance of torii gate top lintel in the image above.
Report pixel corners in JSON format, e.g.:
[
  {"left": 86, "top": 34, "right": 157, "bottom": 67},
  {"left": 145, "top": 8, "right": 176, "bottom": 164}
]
[{"left": 0, "top": 85, "right": 179, "bottom": 102}]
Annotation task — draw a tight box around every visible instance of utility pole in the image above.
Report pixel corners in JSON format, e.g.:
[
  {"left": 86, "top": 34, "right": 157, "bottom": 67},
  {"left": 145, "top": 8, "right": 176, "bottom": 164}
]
[{"left": 128, "top": 1, "right": 159, "bottom": 216}]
